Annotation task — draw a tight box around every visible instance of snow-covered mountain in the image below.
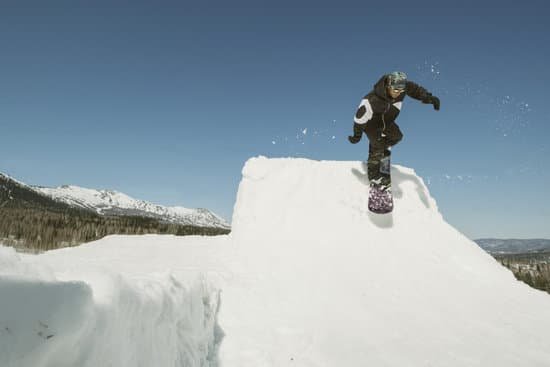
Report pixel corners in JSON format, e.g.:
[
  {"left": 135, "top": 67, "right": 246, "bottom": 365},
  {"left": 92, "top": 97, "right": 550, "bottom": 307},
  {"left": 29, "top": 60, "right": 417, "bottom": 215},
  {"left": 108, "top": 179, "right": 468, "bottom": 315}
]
[
  {"left": 34, "top": 185, "right": 230, "bottom": 229},
  {"left": 1, "top": 171, "right": 229, "bottom": 229}
]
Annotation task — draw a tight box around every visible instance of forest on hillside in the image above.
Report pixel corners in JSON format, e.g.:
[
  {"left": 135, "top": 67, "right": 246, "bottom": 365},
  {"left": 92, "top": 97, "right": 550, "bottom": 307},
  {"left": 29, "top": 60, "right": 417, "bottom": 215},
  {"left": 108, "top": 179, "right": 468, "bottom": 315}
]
[
  {"left": 0, "top": 176, "right": 229, "bottom": 252},
  {"left": 494, "top": 252, "right": 550, "bottom": 295}
]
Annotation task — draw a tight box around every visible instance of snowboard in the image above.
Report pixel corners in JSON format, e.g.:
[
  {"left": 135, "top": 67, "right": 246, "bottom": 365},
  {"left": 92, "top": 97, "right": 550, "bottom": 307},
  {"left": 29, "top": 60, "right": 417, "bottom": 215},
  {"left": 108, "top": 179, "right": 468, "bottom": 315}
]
[{"left": 368, "top": 155, "right": 393, "bottom": 214}]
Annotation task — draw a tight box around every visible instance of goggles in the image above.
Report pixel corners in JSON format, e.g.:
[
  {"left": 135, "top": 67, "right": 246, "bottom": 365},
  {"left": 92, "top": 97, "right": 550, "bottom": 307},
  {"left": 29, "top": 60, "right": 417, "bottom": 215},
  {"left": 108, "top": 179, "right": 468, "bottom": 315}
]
[{"left": 390, "top": 85, "right": 406, "bottom": 93}]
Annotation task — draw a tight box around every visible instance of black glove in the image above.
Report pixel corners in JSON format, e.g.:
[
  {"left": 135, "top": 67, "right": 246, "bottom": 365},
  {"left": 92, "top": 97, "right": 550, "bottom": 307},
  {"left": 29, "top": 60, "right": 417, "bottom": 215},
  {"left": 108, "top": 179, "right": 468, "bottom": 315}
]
[
  {"left": 348, "top": 135, "right": 361, "bottom": 144},
  {"left": 430, "top": 96, "right": 440, "bottom": 111},
  {"left": 423, "top": 94, "right": 440, "bottom": 111}
]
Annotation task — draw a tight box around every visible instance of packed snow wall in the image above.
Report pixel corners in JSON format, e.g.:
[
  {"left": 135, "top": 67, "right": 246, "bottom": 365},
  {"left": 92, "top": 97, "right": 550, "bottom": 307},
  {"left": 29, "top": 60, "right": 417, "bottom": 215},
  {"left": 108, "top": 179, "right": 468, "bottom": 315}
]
[
  {"left": 0, "top": 238, "right": 223, "bottom": 367},
  {"left": 220, "top": 157, "right": 550, "bottom": 366}
]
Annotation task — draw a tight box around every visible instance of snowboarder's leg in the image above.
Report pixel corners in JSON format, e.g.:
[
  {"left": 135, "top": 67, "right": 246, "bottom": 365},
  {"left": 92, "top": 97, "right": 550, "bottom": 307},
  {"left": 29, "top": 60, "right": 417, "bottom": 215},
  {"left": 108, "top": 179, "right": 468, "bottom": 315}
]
[
  {"left": 364, "top": 120, "right": 385, "bottom": 181},
  {"left": 365, "top": 120, "right": 402, "bottom": 185},
  {"left": 367, "top": 145, "right": 385, "bottom": 181},
  {"left": 365, "top": 121, "right": 398, "bottom": 213},
  {"left": 383, "top": 121, "right": 403, "bottom": 148}
]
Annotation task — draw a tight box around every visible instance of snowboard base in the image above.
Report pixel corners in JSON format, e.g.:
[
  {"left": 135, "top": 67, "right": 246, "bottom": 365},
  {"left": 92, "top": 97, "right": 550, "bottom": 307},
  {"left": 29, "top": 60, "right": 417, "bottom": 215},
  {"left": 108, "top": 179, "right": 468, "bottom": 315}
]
[{"left": 368, "top": 183, "right": 393, "bottom": 214}]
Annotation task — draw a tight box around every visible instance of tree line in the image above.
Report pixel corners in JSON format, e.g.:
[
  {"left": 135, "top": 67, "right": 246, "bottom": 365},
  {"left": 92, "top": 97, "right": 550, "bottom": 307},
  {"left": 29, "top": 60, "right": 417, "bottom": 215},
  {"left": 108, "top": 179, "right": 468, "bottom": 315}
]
[
  {"left": 496, "top": 253, "right": 550, "bottom": 294},
  {"left": 0, "top": 175, "right": 229, "bottom": 252},
  {"left": 0, "top": 207, "right": 230, "bottom": 252}
]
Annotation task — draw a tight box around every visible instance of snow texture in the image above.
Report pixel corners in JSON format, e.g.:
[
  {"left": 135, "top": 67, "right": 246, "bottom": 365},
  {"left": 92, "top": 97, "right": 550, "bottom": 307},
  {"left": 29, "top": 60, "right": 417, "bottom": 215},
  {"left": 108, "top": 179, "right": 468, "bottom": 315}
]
[
  {"left": 2, "top": 157, "right": 550, "bottom": 367},
  {"left": 0, "top": 238, "right": 224, "bottom": 367}
]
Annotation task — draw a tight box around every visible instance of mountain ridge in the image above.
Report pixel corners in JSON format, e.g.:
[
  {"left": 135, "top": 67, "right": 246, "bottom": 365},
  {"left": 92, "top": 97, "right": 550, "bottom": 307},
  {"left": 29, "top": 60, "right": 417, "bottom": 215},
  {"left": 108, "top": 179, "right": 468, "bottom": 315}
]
[
  {"left": 474, "top": 238, "right": 550, "bottom": 254},
  {"left": 0, "top": 172, "right": 230, "bottom": 251},
  {"left": 1, "top": 171, "right": 229, "bottom": 229}
]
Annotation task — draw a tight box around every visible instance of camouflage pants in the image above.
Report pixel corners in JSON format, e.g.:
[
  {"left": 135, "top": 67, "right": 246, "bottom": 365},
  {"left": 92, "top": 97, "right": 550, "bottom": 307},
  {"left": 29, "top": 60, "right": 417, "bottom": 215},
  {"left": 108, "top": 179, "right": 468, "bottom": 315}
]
[{"left": 365, "top": 120, "right": 403, "bottom": 180}]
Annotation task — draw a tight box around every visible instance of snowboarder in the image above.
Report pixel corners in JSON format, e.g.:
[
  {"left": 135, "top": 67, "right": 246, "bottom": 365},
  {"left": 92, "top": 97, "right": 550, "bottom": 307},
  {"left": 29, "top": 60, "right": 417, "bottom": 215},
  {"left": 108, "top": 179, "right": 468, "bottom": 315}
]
[{"left": 348, "top": 71, "right": 440, "bottom": 186}]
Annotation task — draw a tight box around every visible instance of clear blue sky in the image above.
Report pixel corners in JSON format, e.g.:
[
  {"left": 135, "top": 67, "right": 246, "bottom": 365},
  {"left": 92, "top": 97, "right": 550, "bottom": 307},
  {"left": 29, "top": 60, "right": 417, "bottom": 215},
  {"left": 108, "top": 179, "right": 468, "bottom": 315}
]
[{"left": 1, "top": 0, "right": 548, "bottom": 238}]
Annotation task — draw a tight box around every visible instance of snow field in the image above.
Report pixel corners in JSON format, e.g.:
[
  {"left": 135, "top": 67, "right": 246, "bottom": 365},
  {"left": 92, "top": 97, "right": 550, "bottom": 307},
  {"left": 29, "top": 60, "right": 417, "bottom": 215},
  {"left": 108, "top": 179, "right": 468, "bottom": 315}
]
[{"left": 2, "top": 157, "right": 550, "bottom": 367}]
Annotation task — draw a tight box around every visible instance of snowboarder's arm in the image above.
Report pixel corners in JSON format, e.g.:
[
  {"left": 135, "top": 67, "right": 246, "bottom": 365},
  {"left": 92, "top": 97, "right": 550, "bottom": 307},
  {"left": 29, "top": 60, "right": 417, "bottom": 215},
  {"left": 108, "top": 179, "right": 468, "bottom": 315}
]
[
  {"left": 406, "top": 81, "right": 440, "bottom": 110},
  {"left": 348, "top": 122, "right": 364, "bottom": 144},
  {"left": 349, "top": 98, "right": 373, "bottom": 144},
  {"left": 405, "top": 81, "right": 430, "bottom": 101},
  {"left": 354, "top": 98, "right": 374, "bottom": 124}
]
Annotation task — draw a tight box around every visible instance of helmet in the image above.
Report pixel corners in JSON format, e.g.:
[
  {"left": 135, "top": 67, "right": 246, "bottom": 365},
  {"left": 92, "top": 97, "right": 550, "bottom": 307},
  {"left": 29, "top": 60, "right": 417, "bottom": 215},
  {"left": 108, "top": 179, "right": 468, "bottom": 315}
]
[{"left": 387, "top": 71, "right": 407, "bottom": 90}]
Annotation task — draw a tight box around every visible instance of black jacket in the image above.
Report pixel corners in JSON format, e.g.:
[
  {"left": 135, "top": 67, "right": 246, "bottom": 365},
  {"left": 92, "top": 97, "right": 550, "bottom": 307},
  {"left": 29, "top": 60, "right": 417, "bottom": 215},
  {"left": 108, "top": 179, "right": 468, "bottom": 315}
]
[{"left": 354, "top": 75, "right": 433, "bottom": 128}]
